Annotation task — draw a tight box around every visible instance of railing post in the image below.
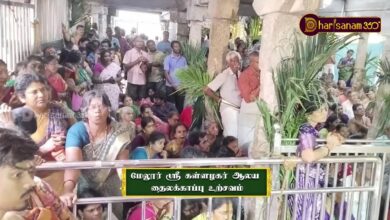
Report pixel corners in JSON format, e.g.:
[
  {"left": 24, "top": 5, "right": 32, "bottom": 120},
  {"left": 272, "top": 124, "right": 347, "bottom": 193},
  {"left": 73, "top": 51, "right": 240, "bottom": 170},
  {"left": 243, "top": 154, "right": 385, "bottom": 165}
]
[
  {"left": 107, "top": 203, "right": 112, "bottom": 220},
  {"left": 371, "top": 159, "right": 383, "bottom": 220},
  {"left": 268, "top": 124, "right": 282, "bottom": 219},
  {"left": 273, "top": 124, "right": 282, "bottom": 155}
]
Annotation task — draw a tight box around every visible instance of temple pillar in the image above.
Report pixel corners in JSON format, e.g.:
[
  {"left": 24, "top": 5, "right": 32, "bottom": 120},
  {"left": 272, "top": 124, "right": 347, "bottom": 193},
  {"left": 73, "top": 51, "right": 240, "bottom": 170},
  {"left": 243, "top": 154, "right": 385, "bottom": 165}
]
[
  {"left": 169, "top": 10, "right": 189, "bottom": 42},
  {"left": 87, "top": 2, "right": 108, "bottom": 39},
  {"left": 246, "top": 1, "right": 320, "bottom": 219},
  {"left": 177, "top": 22, "right": 190, "bottom": 42},
  {"left": 206, "top": 0, "right": 240, "bottom": 76},
  {"left": 382, "top": 33, "right": 390, "bottom": 61},
  {"left": 352, "top": 33, "right": 369, "bottom": 93},
  {"left": 189, "top": 21, "right": 202, "bottom": 46},
  {"left": 187, "top": 0, "right": 207, "bottom": 46}
]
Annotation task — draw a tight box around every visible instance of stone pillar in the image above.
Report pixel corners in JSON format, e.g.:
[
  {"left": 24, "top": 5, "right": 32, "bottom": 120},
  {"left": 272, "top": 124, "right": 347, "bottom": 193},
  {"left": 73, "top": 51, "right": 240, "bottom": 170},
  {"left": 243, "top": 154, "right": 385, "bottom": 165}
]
[
  {"left": 87, "top": 2, "right": 108, "bottom": 39},
  {"left": 187, "top": 0, "right": 208, "bottom": 46},
  {"left": 251, "top": 0, "right": 321, "bottom": 159},
  {"left": 248, "top": 1, "right": 320, "bottom": 219},
  {"left": 352, "top": 33, "right": 369, "bottom": 93},
  {"left": 382, "top": 34, "right": 390, "bottom": 61},
  {"left": 206, "top": 0, "right": 240, "bottom": 76},
  {"left": 168, "top": 21, "right": 178, "bottom": 41},
  {"left": 189, "top": 21, "right": 202, "bottom": 46},
  {"left": 169, "top": 11, "right": 189, "bottom": 42},
  {"left": 177, "top": 22, "right": 189, "bottom": 42}
]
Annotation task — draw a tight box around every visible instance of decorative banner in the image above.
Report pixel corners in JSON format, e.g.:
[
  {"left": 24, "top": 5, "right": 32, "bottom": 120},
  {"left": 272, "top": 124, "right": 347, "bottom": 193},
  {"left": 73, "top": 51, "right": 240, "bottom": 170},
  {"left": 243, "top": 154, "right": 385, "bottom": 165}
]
[
  {"left": 300, "top": 14, "right": 381, "bottom": 36},
  {"left": 122, "top": 168, "right": 271, "bottom": 197}
]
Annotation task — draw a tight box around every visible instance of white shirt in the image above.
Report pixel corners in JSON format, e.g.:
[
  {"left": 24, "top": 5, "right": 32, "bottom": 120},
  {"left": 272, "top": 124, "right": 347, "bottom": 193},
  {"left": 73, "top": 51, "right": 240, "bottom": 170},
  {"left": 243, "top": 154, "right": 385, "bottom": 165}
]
[{"left": 208, "top": 67, "right": 242, "bottom": 111}]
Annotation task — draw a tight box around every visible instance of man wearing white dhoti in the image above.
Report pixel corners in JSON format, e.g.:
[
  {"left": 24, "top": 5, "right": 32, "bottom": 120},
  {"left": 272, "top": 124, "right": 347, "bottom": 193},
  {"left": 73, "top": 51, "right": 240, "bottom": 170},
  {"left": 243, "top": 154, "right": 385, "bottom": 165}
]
[
  {"left": 237, "top": 51, "right": 261, "bottom": 152},
  {"left": 204, "top": 51, "right": 242, "bottom": 137}
]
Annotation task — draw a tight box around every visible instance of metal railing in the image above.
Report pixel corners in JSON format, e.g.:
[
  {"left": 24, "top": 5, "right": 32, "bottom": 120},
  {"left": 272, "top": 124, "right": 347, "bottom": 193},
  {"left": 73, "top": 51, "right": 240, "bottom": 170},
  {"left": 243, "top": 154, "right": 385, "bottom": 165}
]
[
  {"left": 37, "top": 155, "right": 387, "bottom": 220},
  {"left": 274, "top": 134, "right": 390, "bottom": 220}
]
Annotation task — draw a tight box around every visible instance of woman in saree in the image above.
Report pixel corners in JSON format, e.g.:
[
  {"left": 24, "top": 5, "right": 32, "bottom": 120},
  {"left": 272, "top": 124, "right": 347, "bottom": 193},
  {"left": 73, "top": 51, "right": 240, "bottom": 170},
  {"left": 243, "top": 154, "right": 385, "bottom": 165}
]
[
  {"left": 62, "top": 90, "right": 135, "bottom": 219},
  {"left": 63, "top": 50, "right": 93, "bottom": 113},
  {"left": 14, "top": 73, "right": 74, "bottom": 195},
  {"left": 93, "top": 50, "right": 122, "bottom": 111},
  {"left": 287, "top": 97, "right": 345, "bottom": 220}
]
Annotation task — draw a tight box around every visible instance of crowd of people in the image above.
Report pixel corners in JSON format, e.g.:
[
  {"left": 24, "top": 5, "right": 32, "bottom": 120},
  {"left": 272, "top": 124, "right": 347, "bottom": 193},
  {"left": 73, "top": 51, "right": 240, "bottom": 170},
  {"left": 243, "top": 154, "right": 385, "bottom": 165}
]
[
  {"left": 0, "top": 24, "right": 256, "bottom": 220},
  {"left": 0, "top": 21, "right": 388, "bottom": 220},
  {"left": 319, "top": 49, "right": 377, "bottom": 140}
]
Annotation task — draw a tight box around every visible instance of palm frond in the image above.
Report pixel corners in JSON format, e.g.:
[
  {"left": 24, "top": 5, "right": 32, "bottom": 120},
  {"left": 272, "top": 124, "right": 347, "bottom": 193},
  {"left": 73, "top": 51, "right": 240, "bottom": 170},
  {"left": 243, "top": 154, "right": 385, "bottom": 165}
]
[
  {"left": 249, "top": 16, "right": 262, "bottom": 42},
  {"left": 258, "top": 32, "right": 357, "bottom": 220},
  {"left": 259, "top": 32, "right": 357, "bottom": 144},
  {"left": 256, "top": 100, "right": 277, "bottom": 148},
  {"left": 374, "top": 95, "right": 390, "bottom": 136},
  {"left": 181, "top": 41, "right": 207, "bottom": 68},
  {"left": 369, "top": 57, "right": 390, "bottom": 137},
  {"left": 191, "top": 96, "right": 206, "bottom": 130},
  {"left": 363, "top": 52, "right": 379, "bottom": 85},
  {"left": 377, "top": 58, "right": 390, "bottom": 86},
  {"left": 176, "top": 65, "right": 210, "bottom": 101},
  {"left": 176, "top": 65, "right": 222, "bottom": 129}
]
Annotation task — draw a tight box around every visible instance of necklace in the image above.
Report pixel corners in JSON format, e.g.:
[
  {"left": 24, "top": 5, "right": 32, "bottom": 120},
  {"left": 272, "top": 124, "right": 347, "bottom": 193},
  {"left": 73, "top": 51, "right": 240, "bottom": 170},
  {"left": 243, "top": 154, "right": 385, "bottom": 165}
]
[{"left": 87, "top": 123, "right": 109, "bottom": 159}]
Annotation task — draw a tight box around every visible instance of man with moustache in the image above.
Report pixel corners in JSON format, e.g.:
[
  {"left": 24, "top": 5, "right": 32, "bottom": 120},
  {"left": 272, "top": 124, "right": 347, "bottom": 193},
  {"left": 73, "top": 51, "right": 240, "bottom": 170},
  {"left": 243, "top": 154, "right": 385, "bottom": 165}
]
[
  {"left": 204, "top": 51, "right": 242, "bottom": 137},
  {"left": 0, "top": 128, "right": 73, "bottom": 220}
]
